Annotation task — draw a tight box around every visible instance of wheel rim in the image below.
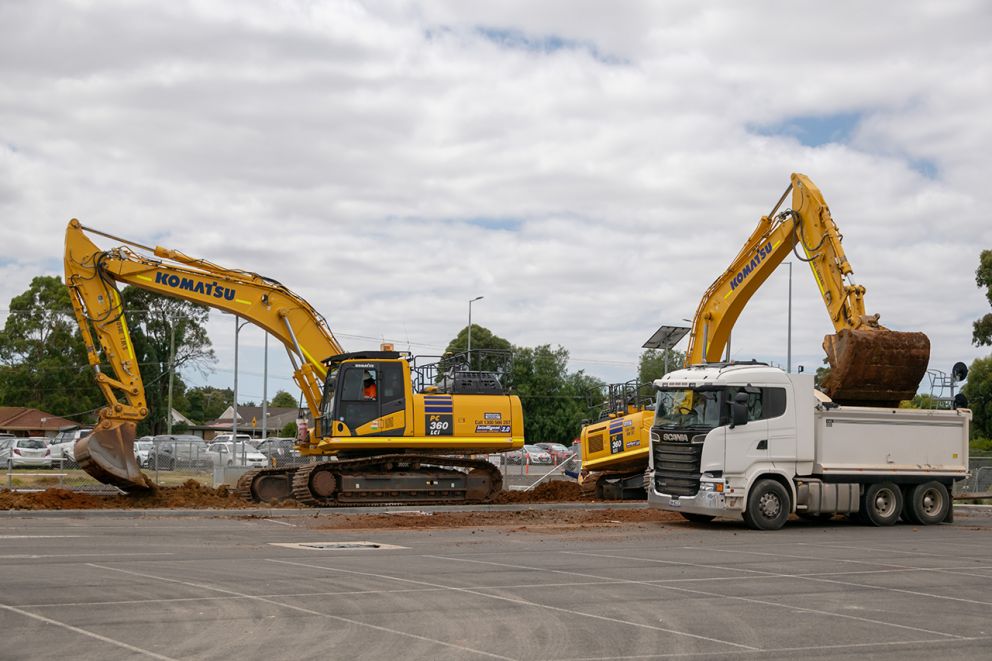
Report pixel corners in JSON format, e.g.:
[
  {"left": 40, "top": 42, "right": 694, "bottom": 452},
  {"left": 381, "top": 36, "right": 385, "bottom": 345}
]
[
  {"left": 920, "top": 487, "right": 943, "bottom": 516},
  {"left": 758, "top": 492, "right": 782, "bottom": 519},
  {"left": 873, "top": 488, "right": 897, "bottom": 517}
]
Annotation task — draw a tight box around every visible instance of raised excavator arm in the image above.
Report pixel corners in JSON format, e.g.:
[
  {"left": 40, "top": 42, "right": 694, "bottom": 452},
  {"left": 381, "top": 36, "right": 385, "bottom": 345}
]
[
  {"left": 685, "top": 173, "right": 930, "bottom": 405},
  {"left": 64, "top": 218, "right": 344, "bottom": 490}
]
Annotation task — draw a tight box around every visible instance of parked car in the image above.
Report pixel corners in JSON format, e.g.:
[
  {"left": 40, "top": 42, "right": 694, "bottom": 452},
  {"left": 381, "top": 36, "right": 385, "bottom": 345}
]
[
  {"left": 506, "top": 445, "right": 553, "bottom": 465},
  {"left": 134, "top": 439, "right": 154, "bottom": 467},
  {"left": 144, "top": 435, "right": 210, "bottom": 470},
  {"left": 534, "top": 442, "right": 572, "bottom": 464},
  {"left": 50, "top": 428, "right": 92, "bottom": 464},
  {"left": 211, "top": 433, "right": 256, "bottom": 446},
  {"left": 205, "top": 441, "right": 267, "bottom": 468},
  {"left": 255, "top": 437, "right": 301, "bottom": 467},
  {"left": 0, "top": 437, "right": 53, "bottom": 468}
]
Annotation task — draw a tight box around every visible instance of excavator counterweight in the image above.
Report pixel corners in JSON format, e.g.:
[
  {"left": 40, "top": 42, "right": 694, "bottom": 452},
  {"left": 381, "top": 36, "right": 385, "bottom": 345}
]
[{"left": 822, "top": 328, "right": 930, "bottom": 406}]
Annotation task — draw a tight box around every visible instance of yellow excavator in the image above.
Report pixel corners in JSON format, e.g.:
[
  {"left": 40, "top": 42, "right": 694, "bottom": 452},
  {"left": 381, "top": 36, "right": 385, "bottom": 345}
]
[
  {"left": 64, "top": 219, "right": 524, "bottom": 505},
  {"left": 578, "top": 173, "right": 930, "bottom": 497},
  {"left": 687, "top": 172, "right": 929, "bottom": 404}
]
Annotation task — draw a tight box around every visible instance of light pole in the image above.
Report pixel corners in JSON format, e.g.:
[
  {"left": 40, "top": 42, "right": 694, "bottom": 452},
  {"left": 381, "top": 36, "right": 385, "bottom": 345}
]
[
  {"left": 232, "top": 315, "right": 249, "bottom": 465},
  {"left": 467, "top": 295, "right": 483, "bottom": 370},
  {"left": 786, "top": 261, "right": 793, "bottom": 373},
  {"left": 261, "top": 332, "right": 268, "bottom": 440}
]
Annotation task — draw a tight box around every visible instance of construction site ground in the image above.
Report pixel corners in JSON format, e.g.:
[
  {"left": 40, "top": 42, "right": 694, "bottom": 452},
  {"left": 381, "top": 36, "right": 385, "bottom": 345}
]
[{"left": 1, "top": 494, "right": 991, "bottom": 660}]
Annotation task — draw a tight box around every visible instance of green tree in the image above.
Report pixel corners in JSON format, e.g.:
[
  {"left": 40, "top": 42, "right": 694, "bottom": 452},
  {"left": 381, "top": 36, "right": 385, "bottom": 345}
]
[
  {"left": 182, "top": 386, "right": 233, "bottom": 424},
  {"left": 269, "top": 390, "right": 298, "bottom": 408},
  {"left": 280, "top": 421, "right": 298, "bottom": 437},
  {"left": 121, "top": 287, "right": 215, "bottom": 435},
  {"left": 445, "top": 325, "right": 513, "bottom": 372},
  {"left": 638, "top": 348, "right": 685, "bottom": 384},
  {"left": 962, "top": 356, "right": 992, "bottom": 441},
  {"left": 510, "top": 344, "right": 604, "bottom": 443},
  {"left": 0, "top": 276, "right": 101, "bottom": 418},
  {"left": 973, "top": 249, "right": 992, "bottom": 346}
]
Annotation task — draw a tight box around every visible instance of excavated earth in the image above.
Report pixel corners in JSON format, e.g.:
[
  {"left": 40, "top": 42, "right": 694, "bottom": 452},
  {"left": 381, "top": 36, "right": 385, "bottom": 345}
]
[{"left": 0, "top": 480, "right": 683, "bottom": 529}]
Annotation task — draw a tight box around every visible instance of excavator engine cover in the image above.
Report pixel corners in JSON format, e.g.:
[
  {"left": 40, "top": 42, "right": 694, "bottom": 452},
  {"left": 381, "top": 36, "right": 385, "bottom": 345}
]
[
  {"left": 75, "top": 422, "right": 153, "bottom": 492},
  {"left": 821, "top": 329, "right": 930, "bottom": 407}
]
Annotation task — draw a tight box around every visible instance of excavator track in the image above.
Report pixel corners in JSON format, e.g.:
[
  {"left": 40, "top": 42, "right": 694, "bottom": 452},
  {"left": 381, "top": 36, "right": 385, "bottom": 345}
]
[
  {"left": 268, "top": 454, "right": 505, "bottom": 507},
  {"left": 236, "top": 467, "right": 300, "bottom": 503}
]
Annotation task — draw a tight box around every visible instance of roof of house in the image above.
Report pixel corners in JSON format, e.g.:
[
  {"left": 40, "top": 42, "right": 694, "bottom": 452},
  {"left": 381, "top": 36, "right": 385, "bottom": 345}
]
[
  {"left": 0, "top": 407, "right": 81, "bottom": 432},
  {"left": 209, "top": 406, "right": 302, "bottom": 430}
]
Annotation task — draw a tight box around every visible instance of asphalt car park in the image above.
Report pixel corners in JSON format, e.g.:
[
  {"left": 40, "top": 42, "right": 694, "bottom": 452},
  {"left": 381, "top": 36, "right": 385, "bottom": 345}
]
[{"left": 0, "top": 506, "right": 990, "bottom": 659}]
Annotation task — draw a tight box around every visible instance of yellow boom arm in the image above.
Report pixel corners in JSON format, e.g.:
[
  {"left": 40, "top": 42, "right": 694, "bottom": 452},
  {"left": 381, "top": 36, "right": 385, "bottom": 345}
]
[
  {"left": 64, "top": 219, "right": 344, "bottom": 488},
  {"left": 684, "top": 173, "right": 928, "bottom": 405}
]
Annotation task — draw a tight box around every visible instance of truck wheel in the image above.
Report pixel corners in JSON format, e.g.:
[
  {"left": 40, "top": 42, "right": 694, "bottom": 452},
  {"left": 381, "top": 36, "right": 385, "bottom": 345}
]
[
  {"left": 743, "top": 479, "right": 790, "bottom": 530},
  {"left": 906, "top": 481, "right": 949, "bottom": 525},
  {"left": 680, "top": 512, "right": 715, "bottom": 524},
  {"left": 860, "top": 482, "right": 903, "bottom": 526}
]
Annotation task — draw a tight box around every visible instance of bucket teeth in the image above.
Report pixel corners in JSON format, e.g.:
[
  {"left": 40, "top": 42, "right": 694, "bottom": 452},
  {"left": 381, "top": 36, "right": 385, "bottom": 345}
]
[{"left": 821, "top": 329, "right": 930, "bottom": 407}]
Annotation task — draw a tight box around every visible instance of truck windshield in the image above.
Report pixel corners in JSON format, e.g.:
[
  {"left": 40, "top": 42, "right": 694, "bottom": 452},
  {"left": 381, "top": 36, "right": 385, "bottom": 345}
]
[{"left": 654, "top": 388, "right": 723, "bottom": 428}]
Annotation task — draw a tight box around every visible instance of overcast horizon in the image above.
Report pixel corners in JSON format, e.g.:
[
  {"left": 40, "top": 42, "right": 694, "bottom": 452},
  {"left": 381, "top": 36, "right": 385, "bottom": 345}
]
[{"left": 2, "top": 1, "right": 990, "bottom": 407}]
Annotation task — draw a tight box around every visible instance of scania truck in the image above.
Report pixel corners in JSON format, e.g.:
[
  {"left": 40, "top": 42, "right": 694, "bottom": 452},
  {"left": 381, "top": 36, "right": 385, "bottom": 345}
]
[{"left": 647, "top": 363, "right": 970, "bottom": 530}]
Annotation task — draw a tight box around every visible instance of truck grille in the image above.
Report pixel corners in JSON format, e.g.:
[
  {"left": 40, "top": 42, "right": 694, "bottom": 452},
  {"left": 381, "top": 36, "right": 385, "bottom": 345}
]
[{"left": 653, "top": 441, "right": 703, "bottom": 497}]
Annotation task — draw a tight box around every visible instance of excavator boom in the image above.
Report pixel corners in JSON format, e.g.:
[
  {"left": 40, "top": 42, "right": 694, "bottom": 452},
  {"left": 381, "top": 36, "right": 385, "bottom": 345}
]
[
  {"left": 64, "top": 219, "right": 343, "bottom": 492},
  {"left": 687, "top": 173, "right": 929, "bottom": 406}
]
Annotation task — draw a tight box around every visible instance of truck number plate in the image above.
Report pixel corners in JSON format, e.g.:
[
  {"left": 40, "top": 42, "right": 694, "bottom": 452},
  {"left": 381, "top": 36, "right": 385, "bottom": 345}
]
[{"left": 668, "top": 499, "right": 681, "bottom": 507}]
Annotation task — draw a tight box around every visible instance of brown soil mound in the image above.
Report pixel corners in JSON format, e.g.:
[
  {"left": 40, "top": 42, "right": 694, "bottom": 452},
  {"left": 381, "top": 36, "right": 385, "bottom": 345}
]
[
  {"left": 0, "top": 479, "right": 621, "bottom": 511},
  {"left": 0, "top": 480, "right": 247, "bottom": 510},
  {"left": 492, "top": 480, "right": 593, "bottom": 503},
  {"left": 313, "top": 508, "right": 683, "bottom": 531}
]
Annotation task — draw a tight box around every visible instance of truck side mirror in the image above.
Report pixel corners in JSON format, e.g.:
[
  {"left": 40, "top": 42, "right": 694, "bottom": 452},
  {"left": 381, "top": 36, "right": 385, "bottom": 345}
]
[{"left": 730, "top": 392, "right": 749, "bottom": 428}]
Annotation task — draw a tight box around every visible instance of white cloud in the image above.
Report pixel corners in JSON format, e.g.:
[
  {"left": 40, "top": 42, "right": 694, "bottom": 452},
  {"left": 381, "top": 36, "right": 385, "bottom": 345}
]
[{"left": 1, "top": 0, "right": 990, "bottom": 404}]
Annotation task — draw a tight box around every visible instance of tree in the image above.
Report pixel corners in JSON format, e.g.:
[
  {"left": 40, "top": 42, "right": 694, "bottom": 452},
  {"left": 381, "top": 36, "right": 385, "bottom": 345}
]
[
  {"left": 445, "top": 325, "right": 513, "bottom": 372},
  {"left": 973, "top": 249, "right": 992, "bottom": 346},
  {"left": 181, "top": 386, "right": 233, "bottom": 424},
  {"left": 510, "top": 344, "right": 604, "bottom": 443},
  {"left": 121, "top": 287, "right": 215, "bottom": 435},
  {"left": 638, "top": 348, "right": 685, "bottom": 384},
  {"left": 962, "top": 356, "right": 992, "bottom": 441},
  {"left": 0, "top": 276, "right": 102, "bottom": 418},
  {"left": 270, "top": 390, "right": 298, "bottom": 408}
]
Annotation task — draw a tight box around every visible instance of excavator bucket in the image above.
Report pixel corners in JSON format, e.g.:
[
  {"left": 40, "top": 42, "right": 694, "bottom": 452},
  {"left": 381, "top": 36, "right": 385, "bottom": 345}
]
[
  {"left": 821, "top": 329, "right": 930, "bottom": 407},
  {"left": 75, "top": 423, "right": 154, "bottom": 493}
]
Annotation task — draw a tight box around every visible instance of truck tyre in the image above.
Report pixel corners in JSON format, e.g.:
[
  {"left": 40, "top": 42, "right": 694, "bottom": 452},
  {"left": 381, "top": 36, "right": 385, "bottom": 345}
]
[
  {"left": 860, "top": 482, "right": 902, "bottom": 526},
  {"left": 906, "top": 481, "right": 950, "bottom": 525},
  {"left": 743, "top": 479, "right": 790, "bottom": 530},
  {"left": 680, "top": 512, "right": 715, "bottom": 524}
]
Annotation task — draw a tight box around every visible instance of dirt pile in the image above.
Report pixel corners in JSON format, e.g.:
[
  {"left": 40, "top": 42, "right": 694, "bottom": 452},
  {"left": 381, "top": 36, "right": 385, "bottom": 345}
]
[
  {"left": 0, "top": 480, "right": 247, "bottom": 510},
  {"left": 0, "top": 479, "right": 613, "bottom": 511}
]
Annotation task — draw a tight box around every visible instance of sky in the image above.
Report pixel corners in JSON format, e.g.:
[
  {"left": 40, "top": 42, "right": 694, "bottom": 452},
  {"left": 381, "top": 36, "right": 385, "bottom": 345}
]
[{"left": 1, "top": 0, "right": 991, "bottom": 408}]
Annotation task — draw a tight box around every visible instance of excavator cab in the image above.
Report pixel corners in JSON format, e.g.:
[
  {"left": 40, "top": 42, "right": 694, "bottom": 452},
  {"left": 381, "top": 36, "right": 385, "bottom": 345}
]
[{"left": 317, "top": 352, "right": 411, "bottom": 438}]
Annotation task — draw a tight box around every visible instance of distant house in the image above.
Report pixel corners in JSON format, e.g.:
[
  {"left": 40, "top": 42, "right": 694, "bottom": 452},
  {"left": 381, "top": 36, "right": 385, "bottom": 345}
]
[
  {"left": 0, "top": 407, "right": 82, "bottom": 438},
  {"left": 206, "top": 405, "right": 307, "bottom": 439}
]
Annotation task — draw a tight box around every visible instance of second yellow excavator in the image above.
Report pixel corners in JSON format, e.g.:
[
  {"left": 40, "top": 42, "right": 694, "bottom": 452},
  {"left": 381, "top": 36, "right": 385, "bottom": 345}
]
[
  {"left": 64, "top": 220, "right": 524, "bottom": 504},
  {"left": 578, "top": 173, "right": 930, "bottom": 497}
]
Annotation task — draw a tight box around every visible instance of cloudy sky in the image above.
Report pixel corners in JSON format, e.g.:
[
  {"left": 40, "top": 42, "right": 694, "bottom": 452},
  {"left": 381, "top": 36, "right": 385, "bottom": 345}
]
[{"left": 2, "top": 0, "right": 990, "bottom": 407}]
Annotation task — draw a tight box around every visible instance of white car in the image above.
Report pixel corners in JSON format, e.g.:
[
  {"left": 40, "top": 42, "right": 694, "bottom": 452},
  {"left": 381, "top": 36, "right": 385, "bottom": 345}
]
[
  {"left": 134, "top": 439, "right": 154, "bottom": 467},
  {"left": 205, "top": 441, "right": 267, "bottom": 468},
  {"left": 49, "top": 428, "right": 92, "bottom": 463},
  {"left": 0, "top": 437, "right": 53, "bottom": 468}
]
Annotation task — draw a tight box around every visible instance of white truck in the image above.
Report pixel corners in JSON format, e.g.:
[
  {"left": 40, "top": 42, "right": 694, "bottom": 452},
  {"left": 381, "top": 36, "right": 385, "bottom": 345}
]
[{"left": 647, "top": 363, "right": 970, "bottom": 530}]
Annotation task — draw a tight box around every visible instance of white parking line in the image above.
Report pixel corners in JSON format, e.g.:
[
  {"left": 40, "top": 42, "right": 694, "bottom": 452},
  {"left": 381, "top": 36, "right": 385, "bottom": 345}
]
[
  {"left": 86, "top": 563, "right": 515, "bottom": 660},
  {"left": 268, "top": 557, "right": 759, "bottom": 651},
  {"left": 0, "top": 601, "right": 177, "bottom": 660}
]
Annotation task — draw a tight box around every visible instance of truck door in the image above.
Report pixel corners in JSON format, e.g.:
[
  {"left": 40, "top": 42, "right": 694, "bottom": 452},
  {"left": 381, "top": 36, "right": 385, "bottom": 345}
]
[{"left": 723, "top": 389, "right": 770, "bottom": 475}]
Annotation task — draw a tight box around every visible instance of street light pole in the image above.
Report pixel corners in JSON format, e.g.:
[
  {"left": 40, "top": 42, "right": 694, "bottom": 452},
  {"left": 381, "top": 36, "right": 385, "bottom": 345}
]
[
  {"left": 786, "top": 261, "right": 793, "bottom": 373},
  {"left": 232, "top": 316, "right": 249, "bottom": 465},
  {"left": 261, "top": 332, "right": 268, "bottom": 440},
  {"left": 467, "top": 295, "right": 483, "bottom": 370}
]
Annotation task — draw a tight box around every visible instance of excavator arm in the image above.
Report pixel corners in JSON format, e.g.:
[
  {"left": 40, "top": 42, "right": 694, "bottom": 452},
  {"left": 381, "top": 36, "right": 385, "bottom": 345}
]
[
  {"left": 685, "top": 173, "right": 929, "bottom": 405},
  {"left": 64, "top": 219, "right": 344, "bottom": 491}
]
